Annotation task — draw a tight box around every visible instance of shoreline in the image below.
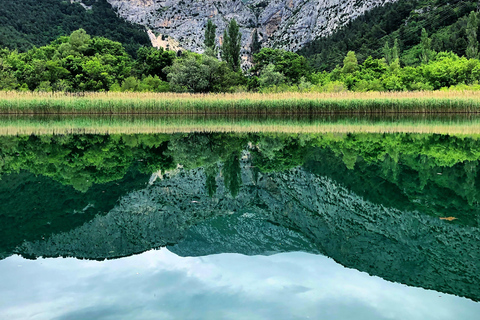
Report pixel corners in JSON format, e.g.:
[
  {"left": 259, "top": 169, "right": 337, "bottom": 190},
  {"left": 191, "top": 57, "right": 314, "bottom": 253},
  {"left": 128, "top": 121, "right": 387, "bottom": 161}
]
[{"left": 2, "top": 91, "right": 480, "bottom": 114}]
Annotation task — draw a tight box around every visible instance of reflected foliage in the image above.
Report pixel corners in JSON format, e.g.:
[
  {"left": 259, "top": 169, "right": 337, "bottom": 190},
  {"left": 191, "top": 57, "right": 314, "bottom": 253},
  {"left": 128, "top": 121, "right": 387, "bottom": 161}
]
[
  {"left": 0, "top": 134, "right": 173, "bottom": 191},
  {"left": 0, "top": 169, "right": 149, "bottom": 256},
  {"left": 2, "top": 131, "right": 480, "bottom": 300},
  {"left": 2, "top": 131, "right": 480, "bottom": 217}
]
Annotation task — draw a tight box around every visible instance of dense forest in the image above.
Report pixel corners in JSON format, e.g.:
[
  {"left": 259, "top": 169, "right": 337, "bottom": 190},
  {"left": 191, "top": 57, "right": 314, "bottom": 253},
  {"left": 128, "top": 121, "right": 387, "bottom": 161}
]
[
  {"left": 2, "top": 27, "right": 480, "bottom": 92},
  {"left": 298, "top": 0, "right": 480, "bottom": 71},
  {"left": 0, "top": 0, "right": 150, "bottom": 56}
]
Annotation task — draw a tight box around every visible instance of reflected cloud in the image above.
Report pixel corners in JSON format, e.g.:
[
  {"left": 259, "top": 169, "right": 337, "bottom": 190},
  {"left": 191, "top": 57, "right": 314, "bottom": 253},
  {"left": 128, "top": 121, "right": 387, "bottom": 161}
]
[{"left": 0, "top": 250, "right": 478, "bottom": 320}]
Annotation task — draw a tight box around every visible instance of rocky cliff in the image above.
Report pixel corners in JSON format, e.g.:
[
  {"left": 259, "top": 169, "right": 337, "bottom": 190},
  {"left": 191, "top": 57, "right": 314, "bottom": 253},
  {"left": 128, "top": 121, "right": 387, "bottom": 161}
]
[{"left": 106, "top": 0, "right": 396, "bottom": 59}]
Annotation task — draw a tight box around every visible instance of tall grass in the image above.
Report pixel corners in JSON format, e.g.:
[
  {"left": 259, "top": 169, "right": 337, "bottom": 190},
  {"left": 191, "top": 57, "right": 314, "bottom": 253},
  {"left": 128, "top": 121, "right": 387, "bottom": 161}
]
[
  {"left": 2, "top": 91, "right": 480, "bottom": 114},
  {"left": 2, "top": 114, "right": 480, "bottom": 136}
]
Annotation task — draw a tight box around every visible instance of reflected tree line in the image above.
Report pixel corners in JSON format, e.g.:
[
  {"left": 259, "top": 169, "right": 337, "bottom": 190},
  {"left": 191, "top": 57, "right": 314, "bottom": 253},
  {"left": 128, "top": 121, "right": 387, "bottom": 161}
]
[
  {"left": 2, "top": 132, "right": 480, "bottom": 301},
  {"left": 1, "top": 132, "right": 480, "bottom": 216}
]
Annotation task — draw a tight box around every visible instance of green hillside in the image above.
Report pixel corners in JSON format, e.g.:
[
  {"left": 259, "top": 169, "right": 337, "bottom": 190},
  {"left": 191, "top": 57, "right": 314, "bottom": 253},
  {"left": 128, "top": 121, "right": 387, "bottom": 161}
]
[
  {"left": 298, "top": 0, "right": 480, "bottom": 71},
  {"left": 0, "top": 0, "right": 150, "bottom": 56}
]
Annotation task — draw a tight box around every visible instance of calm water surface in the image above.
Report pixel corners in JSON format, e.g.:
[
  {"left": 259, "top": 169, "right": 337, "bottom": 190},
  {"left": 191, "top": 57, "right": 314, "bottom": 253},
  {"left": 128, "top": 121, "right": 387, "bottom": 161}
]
[{"left": 0, "top": 132, "right": 479, "bottom": 319}]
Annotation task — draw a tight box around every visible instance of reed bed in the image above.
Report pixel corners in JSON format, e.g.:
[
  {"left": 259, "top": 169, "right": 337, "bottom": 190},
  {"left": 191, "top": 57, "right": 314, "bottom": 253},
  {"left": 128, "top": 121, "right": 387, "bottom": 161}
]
[
  {"left": 2, "top": 114, "right": 480, "bottom": 136},
  {"left": 2, "top": 91, "right": 480, "bottom": 114}
]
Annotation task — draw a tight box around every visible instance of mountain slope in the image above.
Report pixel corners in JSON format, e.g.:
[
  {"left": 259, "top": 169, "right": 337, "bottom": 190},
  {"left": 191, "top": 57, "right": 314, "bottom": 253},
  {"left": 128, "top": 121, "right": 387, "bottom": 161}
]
[
  {"left": 298, "top": 0, "right": 480, "bottom": 70},
  {"left": 106, "top": 0, "right": 397, "bottom": 58},
  {"left": 0, "top": 0, "right": 150, "bottom": 56}
]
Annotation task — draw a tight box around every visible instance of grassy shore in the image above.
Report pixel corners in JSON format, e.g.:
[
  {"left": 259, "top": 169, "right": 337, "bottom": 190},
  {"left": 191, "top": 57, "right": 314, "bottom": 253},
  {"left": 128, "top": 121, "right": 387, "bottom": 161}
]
[
  {"left": 2, "top": 114, "right": 480, "bottom": 136},
  {"left": 2, "top": 91, "right": 480, "bottom": 114}
]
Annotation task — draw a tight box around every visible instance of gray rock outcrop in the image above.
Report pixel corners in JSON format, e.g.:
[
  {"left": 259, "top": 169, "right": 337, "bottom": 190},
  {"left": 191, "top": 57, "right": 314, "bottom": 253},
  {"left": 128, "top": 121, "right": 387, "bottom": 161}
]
[{"left": 105, "top": 0, "right": 396, "bottom": 62}]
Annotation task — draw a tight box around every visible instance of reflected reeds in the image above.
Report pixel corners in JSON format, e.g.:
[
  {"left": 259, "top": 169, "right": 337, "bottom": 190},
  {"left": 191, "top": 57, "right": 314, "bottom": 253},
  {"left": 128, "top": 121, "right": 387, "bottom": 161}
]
[{"left": 3, "top": 114, "right": 480, "bottom": 136}]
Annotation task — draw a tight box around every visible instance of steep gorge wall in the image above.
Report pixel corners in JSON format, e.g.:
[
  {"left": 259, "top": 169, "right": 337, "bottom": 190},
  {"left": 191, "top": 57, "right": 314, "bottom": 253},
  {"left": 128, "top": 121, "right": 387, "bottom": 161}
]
[{"left": 106, "top": 0, "right": 397, "bottom": 59}]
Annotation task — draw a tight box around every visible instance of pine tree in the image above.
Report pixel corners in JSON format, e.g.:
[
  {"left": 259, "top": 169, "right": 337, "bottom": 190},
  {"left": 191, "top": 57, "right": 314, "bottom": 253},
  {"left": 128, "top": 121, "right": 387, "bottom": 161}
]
[
  {"left": 466, "top": 11, "right": 479, "bottom": 59},
  {"left": 392, "top": 38, "right": 400, "bottom": 62},
  {"left": 251, "top": 29, "right": 261, "bottom": 55},
  {"left": 342, "top": 51, "right": 358, "bottom": 74},
  {"left": 221, "top": 19, "right": 242, "bottom": 71},
  {"left": 383, "top": 41, "right": 391, "bottom": 65},
  {"left": 420, "top": 28, "right": 432, "bottom": 64},
  {"left": 204, "top": 19, "right": 217, "bottom": 55}
]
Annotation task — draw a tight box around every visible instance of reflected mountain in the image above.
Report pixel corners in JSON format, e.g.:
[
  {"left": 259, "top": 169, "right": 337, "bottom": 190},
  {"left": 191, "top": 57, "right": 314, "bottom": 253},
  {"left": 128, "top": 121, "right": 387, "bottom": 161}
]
[
  {"left": 1, "top": 132, "right": 480, "bottom": 303},
  {"left": 0, "top": 169, "right": 150, "bottom": 257},
  {"left": 3, "top": 156, "right": 479, "bottom": 302}
]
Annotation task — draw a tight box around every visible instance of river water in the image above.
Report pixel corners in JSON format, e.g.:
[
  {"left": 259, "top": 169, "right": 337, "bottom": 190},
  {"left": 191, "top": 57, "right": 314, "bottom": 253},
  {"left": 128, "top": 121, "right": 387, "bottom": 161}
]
[{"left": 0, "top": 132, "right": 479, "bottom": 319}]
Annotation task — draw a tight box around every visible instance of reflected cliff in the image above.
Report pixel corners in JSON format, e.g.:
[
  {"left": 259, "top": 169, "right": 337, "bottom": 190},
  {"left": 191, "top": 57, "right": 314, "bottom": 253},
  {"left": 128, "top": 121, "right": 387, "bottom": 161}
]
[{"left": 1, "top": 132, "right": 479, "bottom": 302}]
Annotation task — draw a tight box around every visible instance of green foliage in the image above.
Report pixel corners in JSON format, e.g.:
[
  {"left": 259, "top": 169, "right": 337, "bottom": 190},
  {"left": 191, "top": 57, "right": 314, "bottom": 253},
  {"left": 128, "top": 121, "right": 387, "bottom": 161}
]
[
  {"left": 342, "top": 51, "right": 358, "bottom": 74},
  {"left": 291, "top": 50, "right": 480, "bottom": 92},
  {"left": 135, "top": 46, "right": 176, "bottom": 81},
  {"left": 383, "top": 42, "right": 392, "bottom": 65},
  {"left": 223, "top": 152, "right": 242, "bottom": 197},
  {"left": 0, "top": 0, "right": 150, "bottom": 56},
  {"left": 251, "top": 48, "right": 309, "bottom": 84},
  {"left": 299, "top": 0, "right": 478, "bottom": 71},
  {"left": 164, "top": 53, "right": 242, "bottom": 93},
  {"left": 251, "top": 29, "right": 261, "bottom": 55},
  {"left": 204, "top": 19, "right": 218, "bottom": 54},
  {"left": 392, "top": 39, "right": 400, "bottom": 62},
  {"left": 420, "top": 28, "right": 433, "bottom": 64},
  {"left": 466, "top": 11, "right": 479, "bottom": 59},
  {"left": 0, "top": 134, "right": 173, "bottom": 192},
  {"left": 221, "top": 19, "right": 242, "bottom": 72},
  {"left": 258, "top": 64, "right": 285, "bottom": 88},
  {"left": 0, "top": 29, "right": 178, "bottom": 92},
  {"left": 0, "top": 29, "right": 139, "bottom": 91}
]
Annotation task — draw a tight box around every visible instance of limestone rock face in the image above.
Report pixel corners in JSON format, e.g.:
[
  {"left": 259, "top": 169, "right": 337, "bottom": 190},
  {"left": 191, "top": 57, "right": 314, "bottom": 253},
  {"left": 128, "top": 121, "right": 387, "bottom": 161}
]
[{"left": 106, "top": 0, "right": 396, "bottom": 59}]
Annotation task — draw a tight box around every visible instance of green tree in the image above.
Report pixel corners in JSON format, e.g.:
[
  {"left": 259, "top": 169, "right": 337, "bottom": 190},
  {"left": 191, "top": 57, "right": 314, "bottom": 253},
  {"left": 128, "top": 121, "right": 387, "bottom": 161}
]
[
  {"left": 69, "top": 29, "right": 91, "bottom": 54},
  {"left": 383, "top": 41, "right": 391, "bottom": 65},
  {"left": 221, "top": 19, "right": 242, "bottom": 72},
  {"left": 466, "top": 11, "right": 479, "bottom": 59},
  {"left": 204, "top": 19, "right": 218, "bottom": 55},
  {"left": 392, "top": 39, "right": 400, "bottom": 62},
  {"left": 251, "top": 29, "right": 261, "bottom": 55},
  {"left": 420, "top": 28, "right": 432, "bottom": 64},
  {"left": 0, "top": 57, "right": 19, "bottom": 90},
  {"left": 223, "top": 152, "right": 242, "bottom": 197},
  {"left": 258, "top": 64, "right": 285, "bottom": 87},
  {"left": 251, "top": 48, "right": 309, "bottom": 84},
  {"left": 135, "top": 46, "right": 175, "bottom": 80},
  {"left": 164, "top": 53, "right": 239, "bottom": 93},
  {"left": 342, "top": 51, "right": 358, "bottom": 74}
]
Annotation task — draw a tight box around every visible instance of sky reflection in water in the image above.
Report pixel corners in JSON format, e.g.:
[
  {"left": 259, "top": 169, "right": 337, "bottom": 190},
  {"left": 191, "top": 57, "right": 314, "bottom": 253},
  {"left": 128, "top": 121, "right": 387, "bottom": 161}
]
[{"left": 0, "top": 249, "right": 478, "bottom": 320}]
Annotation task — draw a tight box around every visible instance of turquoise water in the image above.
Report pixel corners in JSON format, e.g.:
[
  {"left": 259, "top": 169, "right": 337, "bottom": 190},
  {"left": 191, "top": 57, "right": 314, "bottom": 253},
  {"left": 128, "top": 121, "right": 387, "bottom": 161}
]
[{"left": 1, "top": 132, "right": 479, "bottom": 319}]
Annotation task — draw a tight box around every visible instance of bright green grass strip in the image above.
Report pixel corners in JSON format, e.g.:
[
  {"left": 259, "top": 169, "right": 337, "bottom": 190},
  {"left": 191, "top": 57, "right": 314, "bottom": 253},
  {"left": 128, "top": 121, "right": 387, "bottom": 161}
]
[
  {"left": 2, "top": 114, "right": 480, "bottom": 136},
  {"left": 1, "top": 91, "right": 480, "bottom": 114},
  {"left": 0, "top": 97, "right": 479, "bottom": 114}
]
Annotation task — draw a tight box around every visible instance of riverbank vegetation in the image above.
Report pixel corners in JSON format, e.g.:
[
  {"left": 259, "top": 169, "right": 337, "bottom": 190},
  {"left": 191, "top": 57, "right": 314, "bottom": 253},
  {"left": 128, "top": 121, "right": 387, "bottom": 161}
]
[
  {"left": 3, "top": 11, "right": 480, "bottom": 96},
  {"left": 3, "top": 91, "right": 480, "bottom": 114}
]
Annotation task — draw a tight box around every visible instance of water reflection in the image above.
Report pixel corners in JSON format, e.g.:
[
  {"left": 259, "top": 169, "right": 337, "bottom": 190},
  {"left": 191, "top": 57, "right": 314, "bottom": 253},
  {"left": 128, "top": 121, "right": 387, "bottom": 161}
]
[
  {"left": 1, "top": 250, "right": 478, "bottom": 320},
  {"left": 1, "top": 132, "right": 479, "bottom": 316}
]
